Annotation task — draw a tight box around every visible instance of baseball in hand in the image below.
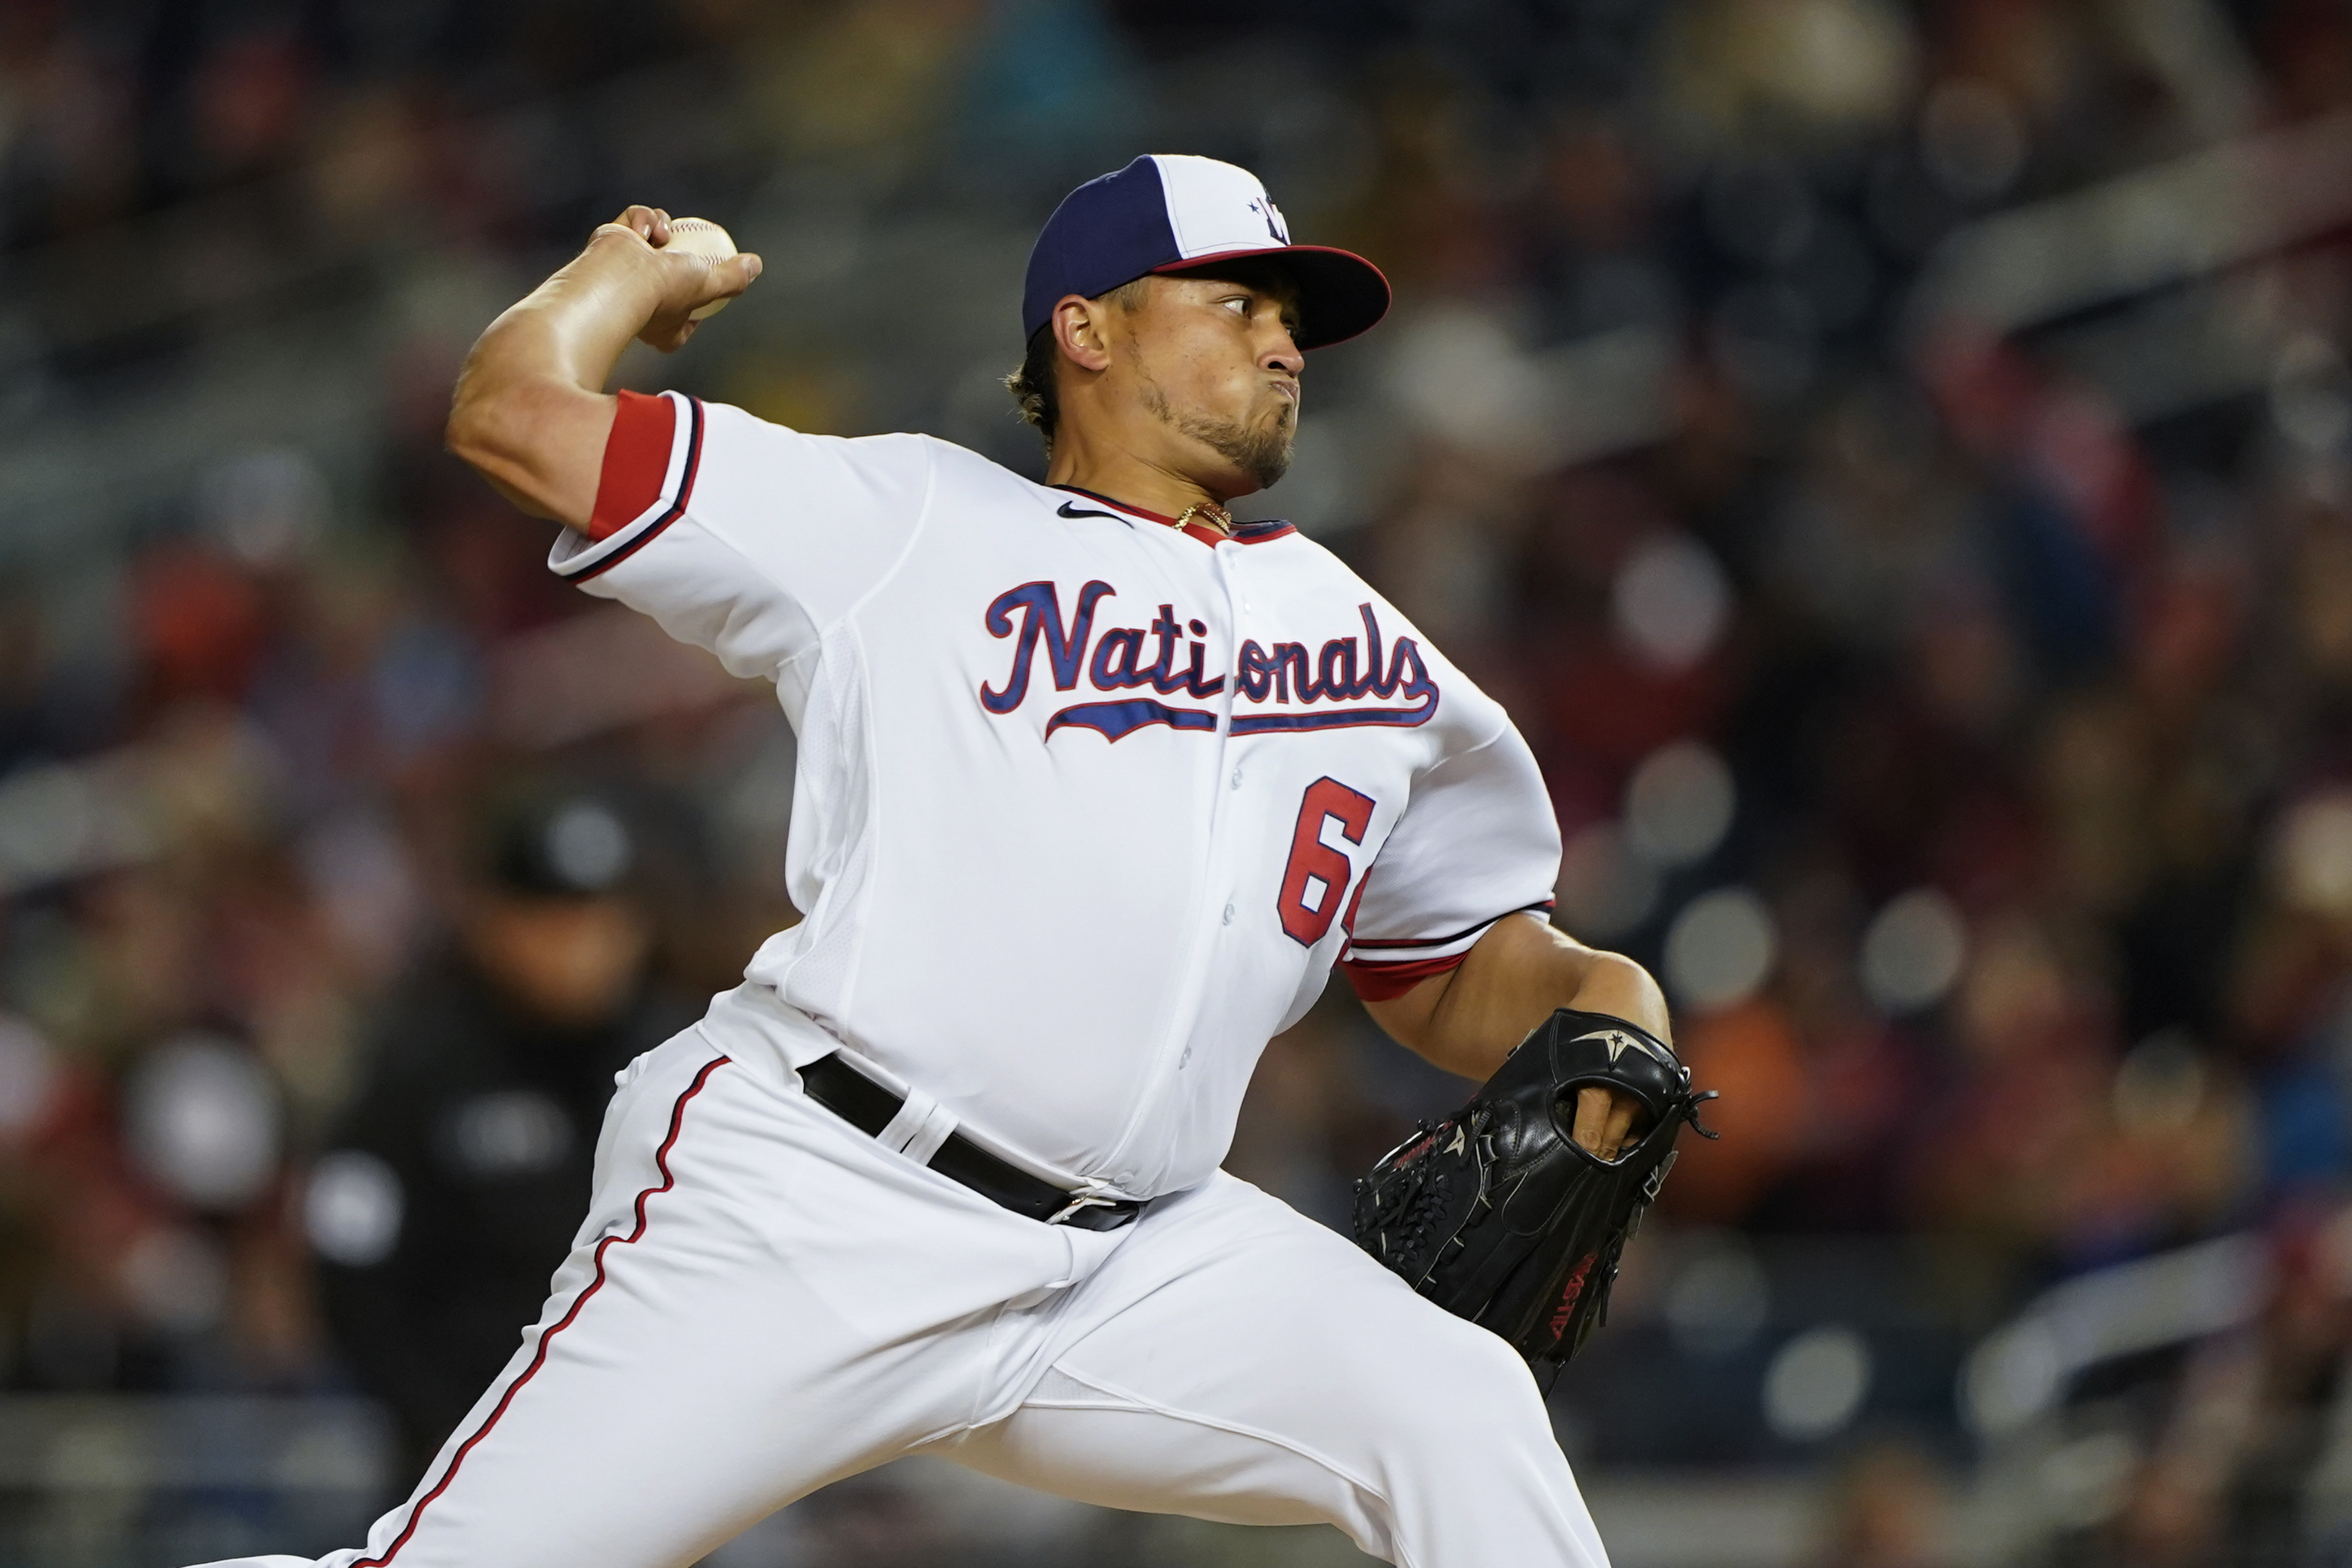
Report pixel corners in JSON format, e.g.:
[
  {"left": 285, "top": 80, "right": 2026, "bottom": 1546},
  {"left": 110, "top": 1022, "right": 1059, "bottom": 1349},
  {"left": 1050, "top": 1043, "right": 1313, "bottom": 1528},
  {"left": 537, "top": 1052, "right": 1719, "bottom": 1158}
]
[{"left": 662, "top": 217, "right": 738, "bottom": 321}]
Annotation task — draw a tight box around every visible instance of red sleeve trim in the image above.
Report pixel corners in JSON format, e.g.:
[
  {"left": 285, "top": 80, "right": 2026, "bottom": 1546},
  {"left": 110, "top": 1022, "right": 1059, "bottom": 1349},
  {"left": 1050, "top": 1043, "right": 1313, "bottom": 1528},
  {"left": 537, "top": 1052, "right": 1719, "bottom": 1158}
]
[
  {"left": 1341, "top": 950, "right": 1471, "bottom": 1002},
  {"left": 586, "top": 390, "right": 677, "bottom": 541}
]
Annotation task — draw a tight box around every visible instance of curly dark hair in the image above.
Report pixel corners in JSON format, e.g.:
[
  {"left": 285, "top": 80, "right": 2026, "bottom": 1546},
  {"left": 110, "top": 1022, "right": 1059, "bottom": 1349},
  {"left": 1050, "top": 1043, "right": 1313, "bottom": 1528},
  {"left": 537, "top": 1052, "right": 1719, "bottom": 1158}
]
[{"left": 1004, "top": 278, "right": 1150, "bottom": 455}]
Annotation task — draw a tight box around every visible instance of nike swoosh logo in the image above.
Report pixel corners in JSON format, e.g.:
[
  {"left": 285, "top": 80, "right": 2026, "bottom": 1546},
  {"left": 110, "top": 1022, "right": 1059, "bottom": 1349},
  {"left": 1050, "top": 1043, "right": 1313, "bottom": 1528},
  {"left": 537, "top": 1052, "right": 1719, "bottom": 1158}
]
[{"left": 1056, "top": 500, "right": 1125, "bottom": 523}]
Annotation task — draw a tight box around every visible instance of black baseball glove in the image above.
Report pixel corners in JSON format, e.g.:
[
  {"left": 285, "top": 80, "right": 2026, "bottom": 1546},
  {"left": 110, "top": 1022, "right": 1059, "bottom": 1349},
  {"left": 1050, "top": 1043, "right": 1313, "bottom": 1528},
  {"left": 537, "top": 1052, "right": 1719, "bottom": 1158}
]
[{"left": 1351, "top": 1008, "right": 1717, "bottom": 1373}]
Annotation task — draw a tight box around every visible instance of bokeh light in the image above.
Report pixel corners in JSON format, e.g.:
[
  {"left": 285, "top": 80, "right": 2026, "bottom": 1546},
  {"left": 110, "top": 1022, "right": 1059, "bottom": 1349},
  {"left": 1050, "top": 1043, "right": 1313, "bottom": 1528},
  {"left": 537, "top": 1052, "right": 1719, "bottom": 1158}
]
[
  {"left": 1858, "top": 887, "right": 1967, "bottom": 1013},
  {"left": 1664, "top": 887, "right": 1778, "bottom": 1011},
  {"left": 1762, "top": 1325, "right": 1872, "bottom": 1442},
  {"left": 1611, "top": 535, "right": 1731, "bottom": 673},
  {"left": 1625, "top": 740, "right": 1737, "bottom": 869},
  {"left": 123, "top": 1036, "right": 282, "bottom": 1213},
  {"left": 304, "top": 1151, "right": 404, "bottom": 1269}
]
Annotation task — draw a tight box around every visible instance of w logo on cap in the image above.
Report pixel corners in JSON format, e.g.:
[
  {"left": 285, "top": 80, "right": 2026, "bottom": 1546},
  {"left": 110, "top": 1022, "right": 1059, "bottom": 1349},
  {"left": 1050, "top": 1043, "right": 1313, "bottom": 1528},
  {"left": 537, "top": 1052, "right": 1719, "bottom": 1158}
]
[{"left": 1248, "top": 195, "right": 1290, "bottom": 245}]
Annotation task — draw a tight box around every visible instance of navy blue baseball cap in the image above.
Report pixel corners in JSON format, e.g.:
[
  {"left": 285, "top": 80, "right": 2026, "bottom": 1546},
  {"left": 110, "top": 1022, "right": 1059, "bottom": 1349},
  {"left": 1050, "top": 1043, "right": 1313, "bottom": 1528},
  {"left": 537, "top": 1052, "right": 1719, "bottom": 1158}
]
[{"left": 1022, "top": 155, "right": 1391, "bottom": 351}]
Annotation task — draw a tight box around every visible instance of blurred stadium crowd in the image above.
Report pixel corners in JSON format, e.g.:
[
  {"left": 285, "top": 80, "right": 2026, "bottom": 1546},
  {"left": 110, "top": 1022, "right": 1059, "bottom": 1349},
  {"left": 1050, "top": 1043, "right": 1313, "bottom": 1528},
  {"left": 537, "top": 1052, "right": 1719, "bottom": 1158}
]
[{"left": 3, "top": 0, "right": 2352, "bottom": 1563}]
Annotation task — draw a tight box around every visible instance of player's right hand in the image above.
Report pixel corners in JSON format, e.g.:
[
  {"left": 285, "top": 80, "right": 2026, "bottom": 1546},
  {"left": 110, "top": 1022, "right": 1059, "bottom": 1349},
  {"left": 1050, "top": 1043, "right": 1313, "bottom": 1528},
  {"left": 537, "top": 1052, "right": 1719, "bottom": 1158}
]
[{"left": 595, "top": 206, "right": 763, "bottom": 354}]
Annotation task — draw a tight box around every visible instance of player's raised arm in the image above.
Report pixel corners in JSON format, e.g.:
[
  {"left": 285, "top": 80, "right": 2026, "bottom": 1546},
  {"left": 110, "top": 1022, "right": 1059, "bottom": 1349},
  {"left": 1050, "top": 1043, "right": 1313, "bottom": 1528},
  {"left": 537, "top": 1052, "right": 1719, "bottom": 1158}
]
[{"left": 445, "top": 206, "right": 762, "bottom": 528}]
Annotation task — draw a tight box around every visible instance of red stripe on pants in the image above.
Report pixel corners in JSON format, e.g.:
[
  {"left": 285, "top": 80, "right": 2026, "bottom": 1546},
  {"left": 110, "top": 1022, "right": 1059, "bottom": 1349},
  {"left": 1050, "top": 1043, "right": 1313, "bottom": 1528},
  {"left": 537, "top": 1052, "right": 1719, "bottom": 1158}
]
[{"left": 356, "top": 1053, "right": 733, "bottom": 1567}]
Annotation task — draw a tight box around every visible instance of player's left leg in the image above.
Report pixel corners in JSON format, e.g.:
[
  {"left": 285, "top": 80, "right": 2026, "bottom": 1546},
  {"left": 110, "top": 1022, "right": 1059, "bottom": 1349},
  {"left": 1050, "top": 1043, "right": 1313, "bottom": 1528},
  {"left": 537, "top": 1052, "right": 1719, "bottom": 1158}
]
[{"left": 938, "top": 1172, "right": 1610, "bottom": 1567}]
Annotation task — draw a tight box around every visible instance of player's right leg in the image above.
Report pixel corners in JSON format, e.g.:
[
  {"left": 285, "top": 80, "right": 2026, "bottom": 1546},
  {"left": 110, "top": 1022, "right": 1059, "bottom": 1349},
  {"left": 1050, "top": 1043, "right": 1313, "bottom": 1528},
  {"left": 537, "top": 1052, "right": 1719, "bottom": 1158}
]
[{"left": 188, "top": 1033, "right": 1090, "bottom": 1568}]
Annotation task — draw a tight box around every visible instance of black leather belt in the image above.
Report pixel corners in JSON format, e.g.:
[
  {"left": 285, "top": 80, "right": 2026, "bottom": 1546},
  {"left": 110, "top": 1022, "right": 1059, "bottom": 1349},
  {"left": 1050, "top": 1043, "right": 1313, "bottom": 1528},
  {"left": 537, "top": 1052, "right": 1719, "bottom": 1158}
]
[{"left": 798, "top": 1053, "right": 1143, "bottom": 1231}]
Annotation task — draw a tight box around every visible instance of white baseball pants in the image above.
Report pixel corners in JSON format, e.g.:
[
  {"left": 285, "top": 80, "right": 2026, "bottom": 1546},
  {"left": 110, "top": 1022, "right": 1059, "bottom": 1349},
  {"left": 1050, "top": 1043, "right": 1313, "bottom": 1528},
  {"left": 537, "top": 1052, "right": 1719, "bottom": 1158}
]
[{"left": 197, "top": 1030, "right": 1608, "bottom": 1568}]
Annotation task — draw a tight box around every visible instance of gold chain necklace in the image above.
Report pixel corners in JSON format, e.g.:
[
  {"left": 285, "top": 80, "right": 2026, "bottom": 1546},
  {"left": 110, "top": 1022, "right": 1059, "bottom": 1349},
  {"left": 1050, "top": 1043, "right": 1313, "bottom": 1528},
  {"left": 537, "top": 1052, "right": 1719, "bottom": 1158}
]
[{"left": 1171, "top": 501, "right": 1235, "bottom": 537}]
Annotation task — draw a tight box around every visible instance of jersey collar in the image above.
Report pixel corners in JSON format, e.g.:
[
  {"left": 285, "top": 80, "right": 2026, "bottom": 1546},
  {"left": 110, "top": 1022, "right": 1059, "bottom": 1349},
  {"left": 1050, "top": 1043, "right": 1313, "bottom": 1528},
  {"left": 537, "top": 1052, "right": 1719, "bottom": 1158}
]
[{"left": 1048, "top": 484, "right": 1297, "bottom": 546}]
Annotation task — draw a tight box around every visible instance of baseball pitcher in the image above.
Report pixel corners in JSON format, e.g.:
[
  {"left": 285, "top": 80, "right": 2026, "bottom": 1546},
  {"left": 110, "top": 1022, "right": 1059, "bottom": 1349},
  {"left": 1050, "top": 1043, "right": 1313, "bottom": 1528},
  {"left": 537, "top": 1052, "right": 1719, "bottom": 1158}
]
[{"left": 201, "top": 154, "right": 1701, "bottom": 1568}]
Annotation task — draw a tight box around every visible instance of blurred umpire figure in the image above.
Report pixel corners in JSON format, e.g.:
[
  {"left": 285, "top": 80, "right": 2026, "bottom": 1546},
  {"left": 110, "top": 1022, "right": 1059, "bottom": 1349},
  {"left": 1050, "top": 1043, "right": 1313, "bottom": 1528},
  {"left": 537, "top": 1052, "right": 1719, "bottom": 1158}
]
[{"left": 306, "top": 781, "right": 696, "bottom": 1483}]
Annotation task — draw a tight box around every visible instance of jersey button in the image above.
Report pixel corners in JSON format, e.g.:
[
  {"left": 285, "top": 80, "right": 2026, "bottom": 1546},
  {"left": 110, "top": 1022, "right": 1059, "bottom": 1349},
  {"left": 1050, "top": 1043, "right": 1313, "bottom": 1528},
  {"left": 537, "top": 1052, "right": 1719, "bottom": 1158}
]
[
  {"left": 1222, "top": 903, "right": 1235, "bottom": 924},
  {"left": 1229, "top": 767, "right": 1243, "bottom": 790}
]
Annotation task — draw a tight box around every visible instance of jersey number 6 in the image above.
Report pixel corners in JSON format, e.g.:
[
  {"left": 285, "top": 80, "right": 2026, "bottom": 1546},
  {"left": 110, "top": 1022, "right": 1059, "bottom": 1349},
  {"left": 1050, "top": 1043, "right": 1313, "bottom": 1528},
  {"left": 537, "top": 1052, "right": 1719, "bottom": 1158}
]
[{"left": 1277, "top": 778, "right": 1376, "bottom": 947}]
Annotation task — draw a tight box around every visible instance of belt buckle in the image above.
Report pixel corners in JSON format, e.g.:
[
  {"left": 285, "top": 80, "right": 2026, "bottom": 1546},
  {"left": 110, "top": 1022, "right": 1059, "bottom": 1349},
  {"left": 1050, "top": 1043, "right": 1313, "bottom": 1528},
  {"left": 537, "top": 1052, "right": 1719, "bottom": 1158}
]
[
  {"left": 1045, "top": 1192, "right": 1116, "bottom": 1225},
  {"left": 1044, "top": 1177, "right": 1133, "bottom": 1225}
]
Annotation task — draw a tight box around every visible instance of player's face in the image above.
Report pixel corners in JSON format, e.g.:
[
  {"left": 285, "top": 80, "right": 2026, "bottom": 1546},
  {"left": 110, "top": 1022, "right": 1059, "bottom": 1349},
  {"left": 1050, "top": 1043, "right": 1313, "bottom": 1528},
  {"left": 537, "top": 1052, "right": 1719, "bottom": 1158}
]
[
  {"left": 463, "top": 891, "right": 652, "bottom": 1028},
  {"left": 1118, "top": 266, "right": 1304, "bottom": 495}
]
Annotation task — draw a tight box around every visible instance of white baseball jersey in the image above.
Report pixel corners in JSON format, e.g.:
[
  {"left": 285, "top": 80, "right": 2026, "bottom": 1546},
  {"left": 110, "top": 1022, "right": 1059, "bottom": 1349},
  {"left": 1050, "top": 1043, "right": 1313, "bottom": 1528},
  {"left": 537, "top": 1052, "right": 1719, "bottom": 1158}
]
[{"left": 553, "top": 390, "right": 1561, "bottom": 1199}]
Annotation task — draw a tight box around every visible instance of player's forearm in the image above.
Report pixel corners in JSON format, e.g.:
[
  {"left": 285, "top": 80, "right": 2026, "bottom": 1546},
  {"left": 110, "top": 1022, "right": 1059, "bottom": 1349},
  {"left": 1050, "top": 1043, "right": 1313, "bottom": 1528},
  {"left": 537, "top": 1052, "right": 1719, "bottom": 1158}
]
[
  {"left": 445, "top": 233, "right": 664, "bottom": 524},
  {"left": 489, "top": 231, "right": 672, "bottom": 397},
  {"left": 1367, "top": 912, "right": 1670, "bottom": 1080}
]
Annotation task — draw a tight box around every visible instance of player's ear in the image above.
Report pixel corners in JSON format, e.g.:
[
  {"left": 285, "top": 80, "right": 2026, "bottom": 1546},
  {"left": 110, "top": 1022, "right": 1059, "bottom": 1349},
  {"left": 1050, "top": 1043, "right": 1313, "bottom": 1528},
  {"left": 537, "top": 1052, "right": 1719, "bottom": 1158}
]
[{"left": 1053, "top": 295, "right": 1113, "bottom": 374}]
